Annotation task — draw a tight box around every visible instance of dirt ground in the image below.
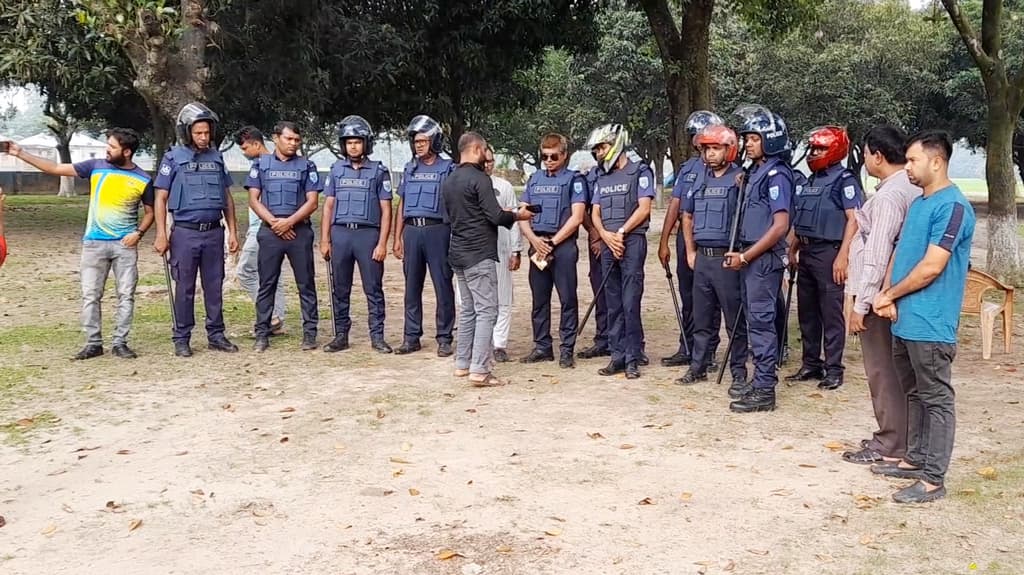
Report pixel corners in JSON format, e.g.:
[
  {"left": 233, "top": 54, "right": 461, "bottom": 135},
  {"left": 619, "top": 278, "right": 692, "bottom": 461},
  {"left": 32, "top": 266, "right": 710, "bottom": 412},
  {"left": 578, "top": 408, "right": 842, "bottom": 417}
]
[{"left": 1, "top": 196, "right": 1023, "bottom": 575}]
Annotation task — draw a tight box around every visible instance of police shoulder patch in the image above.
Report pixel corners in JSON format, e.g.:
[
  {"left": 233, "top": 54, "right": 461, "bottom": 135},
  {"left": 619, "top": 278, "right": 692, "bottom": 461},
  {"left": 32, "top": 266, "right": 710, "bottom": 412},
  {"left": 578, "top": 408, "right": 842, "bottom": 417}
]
[
  {"left": 309, "top": 170, "right": 319, "bottom": 184},
  {"left": 795, "top": 185, "right": 804, "bottom": 196},
  {"left": 573, "top": 181, "right": 584, "bottom": 195},
  {"left": 639, "top": 176, "right": 650, "bottom": 190},
  {"left": 249, "top": 167, "right": 259, "bottom": 179},
  {"left": 159, "top": 164, "right": 172, "bottom": 176},
  {"left": 769, "top": 185, "right": 780, "bottom": 201},
  {"left": 683, "top": 172, "right": 697, "bottom": 183},
  {"left": 843, "top": 185, "right": 856, "bottom": 200},
  {"left": 382, "top": 179, "right": 392, "bottom": 193},
  {"left": 768, "top": 169, "right": 778, "bottom": 177}
]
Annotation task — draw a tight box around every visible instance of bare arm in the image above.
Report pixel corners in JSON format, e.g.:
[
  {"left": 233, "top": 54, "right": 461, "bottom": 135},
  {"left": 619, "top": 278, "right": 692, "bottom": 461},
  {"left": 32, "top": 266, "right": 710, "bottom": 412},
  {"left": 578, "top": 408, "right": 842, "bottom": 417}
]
[
  {"left": 7, "top": 145, "right": 77, "bottom": 177},
  {"left": 621, "top": 197, "right": 652, "bottom": 235},
  {"left": 682, "top": 212, "right": 697, "bottom": 261},
  {"left": 287, "top": 191, "right": 320, "bottom": 226},
  {"left": 378, "top": 200, "right": 392, "bottom": 250},
  {"left": 659, "top": 197, "right": 681, "bottom": 249},
  {"left": 249, "top": 188, "right": 276, "bottom": 225},
  {"left": 551, "top": 204, "right": 585, "bottom": 246},
  {"left": 884, "top": 245, "right": 952, "bottom": 300}
]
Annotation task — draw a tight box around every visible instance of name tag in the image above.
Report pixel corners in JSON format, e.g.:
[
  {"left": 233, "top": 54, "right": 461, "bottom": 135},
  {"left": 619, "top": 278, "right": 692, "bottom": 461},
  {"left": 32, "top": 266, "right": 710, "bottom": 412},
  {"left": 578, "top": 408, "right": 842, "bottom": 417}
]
[
  {"left": 533, "top": 185, "right": 560, "bottom": 194},
  {"left": 338, "top": 178, "right": 370, "bottom": 188},
  {"left": 703, "top": 187, "right": 728, "bottom": 198},
  {"left": 803, "top": 186, "right": 824, "bottom": 197},
  {"left": 268, "top": 170, "right": 300, "bottom": 179},
  {"left": 187, "top": 162, "right": 219, "bottom": 171},
  {"left": 599, "top": 184, "right": 629, "bottom": 195},
  {"left": 409, "top": 172, "right": 440, "bottom": 182}
]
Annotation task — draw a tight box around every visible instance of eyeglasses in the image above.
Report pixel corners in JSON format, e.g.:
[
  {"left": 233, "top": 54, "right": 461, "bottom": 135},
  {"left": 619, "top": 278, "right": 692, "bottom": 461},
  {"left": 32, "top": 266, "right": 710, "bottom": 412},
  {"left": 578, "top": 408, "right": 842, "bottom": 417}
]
[{"left": 541, "top": 153, "right": 561, "bottom": 161}]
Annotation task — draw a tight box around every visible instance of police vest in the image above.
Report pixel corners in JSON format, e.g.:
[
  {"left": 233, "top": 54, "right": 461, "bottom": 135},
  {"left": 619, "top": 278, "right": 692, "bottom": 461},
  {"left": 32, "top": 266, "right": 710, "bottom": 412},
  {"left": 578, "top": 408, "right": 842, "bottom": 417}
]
[
  {"left": 525, "top": 169, "right": 577, "bottom": 234},
  {"left": 794, "top": 164, "right": 852, "bottom": 241},
  {"left": 402, "top": 157, "right": 453, "bottom": 218},
  {"left": 258, "top": 154, "right": 310, "bottom": 217},
  {"left": 167, "top": 146, "right": 227, "bottom": 213},
  {"left": 332, "top": 160, "right": 387, "bottom": 226},
  {"left": 740, "top": 157, "right": 792, "bottom": 249},
  {"left": 692, "top": 166, "right": 741, "bottom": 247},
  {"left": 596, "top": 160, "right": 649, "bottom": 233},
  {"left": 675, "top": 157, "right": 704, "bottom": 212}
]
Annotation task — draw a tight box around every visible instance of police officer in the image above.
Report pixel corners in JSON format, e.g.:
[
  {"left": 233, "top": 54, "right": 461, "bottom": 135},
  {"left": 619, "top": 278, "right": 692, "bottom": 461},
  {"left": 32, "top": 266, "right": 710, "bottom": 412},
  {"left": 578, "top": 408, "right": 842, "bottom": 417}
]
[
  {"left": 154, "top": 103, "right": 240, "bottom": 357},
  {"left": 392, "top": 115, "right": 456, "bottom": 357},
  {"left": 786, "top": 126, "right": 862, "bottom": 390},
  {"left": 247, "top": 121, "right": 322, "bottom": 352},
  {"left": 658, "top": 110, "right": 723, "bottom": 369},
  {"left": 678, "top": 125, "right": 749, "bottom": 397},
  {"left": 321, "top": 115, "right": 394, "bottom": 354},
  {"left": 724, "top": 106, "right": 794, "bottom": 412},
  {"left": 588, "top": 124, "right": 654, "bottom": 380},
  {"left": 518, "top": 133, "right": 587, "bottom": 368},
  {"left": 776, "top": 166, "right": 808, "bottom": 364},
  {"left": 576, "top": 164, "right": 611, "bottom": 360}
]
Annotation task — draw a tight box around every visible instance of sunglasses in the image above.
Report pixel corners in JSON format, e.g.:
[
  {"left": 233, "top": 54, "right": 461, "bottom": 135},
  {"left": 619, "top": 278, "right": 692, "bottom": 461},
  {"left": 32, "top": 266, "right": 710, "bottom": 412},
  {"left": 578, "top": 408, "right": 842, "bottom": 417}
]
[{"left": 541, "top": 153, "right": 561, "bottom": 161}]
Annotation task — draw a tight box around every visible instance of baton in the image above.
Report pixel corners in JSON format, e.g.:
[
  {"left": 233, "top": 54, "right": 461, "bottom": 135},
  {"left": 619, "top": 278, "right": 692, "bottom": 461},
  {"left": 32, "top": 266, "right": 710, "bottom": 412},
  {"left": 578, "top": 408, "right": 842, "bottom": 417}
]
[
  {"left": 662, "top": 261, "right": 691, "bottom": 357},
  {"left": 162, "top": 253, "right": 177, "bottom": 329}
]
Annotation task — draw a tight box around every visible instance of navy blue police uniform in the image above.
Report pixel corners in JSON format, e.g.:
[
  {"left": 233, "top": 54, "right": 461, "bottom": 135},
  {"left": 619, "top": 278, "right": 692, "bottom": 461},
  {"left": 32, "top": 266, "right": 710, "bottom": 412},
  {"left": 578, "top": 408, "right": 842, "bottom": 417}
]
[{"left": 580, "top": 167, "right": 610, "bottom": 356}]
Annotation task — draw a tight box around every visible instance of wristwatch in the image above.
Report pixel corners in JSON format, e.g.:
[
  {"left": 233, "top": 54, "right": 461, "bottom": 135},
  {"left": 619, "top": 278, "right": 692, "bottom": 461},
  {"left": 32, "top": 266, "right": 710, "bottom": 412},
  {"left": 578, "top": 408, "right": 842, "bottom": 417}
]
[
  {"left": 513, "top": 251, "right": 521, "bottom": 257},
  {"left": 134, "top": 227, "right": 146, "bottom": 237},
  {"left": 617, "top": 227, "right": 626, "bottom": 235},
  {"left": 739, "top": 252, "right": 749, "bottom": 266}
]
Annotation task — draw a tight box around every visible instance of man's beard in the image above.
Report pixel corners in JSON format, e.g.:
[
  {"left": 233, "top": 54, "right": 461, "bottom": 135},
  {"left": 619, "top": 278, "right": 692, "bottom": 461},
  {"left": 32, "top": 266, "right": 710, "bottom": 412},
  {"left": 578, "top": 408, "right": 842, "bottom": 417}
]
[{"left": 107, "top": 153, "right": 128, "bottom": 167}]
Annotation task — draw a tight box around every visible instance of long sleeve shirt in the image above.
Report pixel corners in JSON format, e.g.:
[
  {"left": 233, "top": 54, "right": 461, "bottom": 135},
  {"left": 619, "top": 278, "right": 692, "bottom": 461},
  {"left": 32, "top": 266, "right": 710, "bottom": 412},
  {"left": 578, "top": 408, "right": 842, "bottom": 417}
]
[
  {"left": 846, "top": 170, "right": 922, "bottom": 315},
  {"left": 443, "top": 163, "right": 516, "bottom": 269},
  {"left": 491, "top": 175, "right": 523, "bottom": 258}
]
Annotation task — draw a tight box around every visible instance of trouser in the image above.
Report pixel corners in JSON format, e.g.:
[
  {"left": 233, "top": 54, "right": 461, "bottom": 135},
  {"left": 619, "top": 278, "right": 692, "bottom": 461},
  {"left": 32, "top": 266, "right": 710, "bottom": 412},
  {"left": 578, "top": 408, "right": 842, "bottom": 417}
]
[
  {"left": 255, "top": 223, "right": 318, "bottom": 339},
  {"left": 741, "top": 250, "right": 783, "bottom": 390},
  {"left": 892, "top": 336, "right": 957, "bottom": 485},
  {"left": 797, "top": 241, "right": 846, "bottom": 377},
  {"left": 169, "top": 226, "right": 226, "bottom": 343},
  {"left": 587, "top": 245, "right": 609, "bottom": 349},
  {"left": 529, "top": 238, "right": 579, "bottom": 355},
  {"left": 237, "top": 226, "right": 286, "bottom": 322},
  {"left": 80, "top": 240, "right": 138, "bottom": 346},
  {"left": 691, "top": 250, "right": 746, "bottom": 378},
  {"left": 862, "top": 311, "right": 908, "bottom": 459},
  {"left": 674, "top": 231, "right": 718, "bottom": 355},
  {"left": 330, "top": 225, "right": 386, "bottom": 340},
  {"left": 402, "top": 223, "right": 455, "bottom": 344},
  {"left": 454, "top": 259, "right": 499, "bottom": 374},
  {"left": 494, "top": 253, "right": 513, "bottom": 349},
  {"left": 602, "top": 234, "right": 646, "bottom": 366}
]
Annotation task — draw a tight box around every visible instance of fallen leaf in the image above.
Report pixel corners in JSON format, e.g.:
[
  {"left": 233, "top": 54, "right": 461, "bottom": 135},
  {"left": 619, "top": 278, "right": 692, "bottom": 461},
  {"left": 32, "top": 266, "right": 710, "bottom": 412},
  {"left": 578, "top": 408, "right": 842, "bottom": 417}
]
[
  {"left": 807, "top": 392, "right": 824, "bottom": 399},
  {"left": 824, "top": 441, "right": 845, "bottom": 452},
  {"left": 859, "top": 534, "right": 873, "bottom": 546},
  {"left": 544, "top": 528, "right": 562, "bottom": 536},
  {"left": 390, "top": 457, "right": 412, "bottom": 464},
  {"left": 549, "top": 378, "right": 559, "bottom": 385},
  {"left": 977, "top": 466, "right": 998, "bottom": 480},
  {"left": 409, "top": 488, "right": 420, "bottom": 496},
  {"left": 15, "top": 418, "right": 33, "bottom": 428},
  {"left": 174, "top": 451, "right": 188, "bottom": 456},
  {"left": 376, "top": 408, "right": 386, "bottom": 419},
  {"left": 279, "top": 407, "right": 296, "bottom": 413},
  {"left": 401, "top": 442, "right": 412, "bottom": 452},
  {"left": 105, "top": 501, "right": 126, "bottom": 513},
  {"left": 958, "top": 488, "right": 977, "bottom": 496},
  {"left": 638, "top": 497, "right": 655, "bottom": 505},
  {"left": 587, "top": 432, "right": 605, "bottom": 440},
  {"left": 746, "top": 549, "right": 769, "bottom": 556},
  {"left": 496, "top": 544, "right": 513, "bottom": 553},
  {"left": 798, "top": 463, "right": 817, "bottom": 468},
  {"left": 682, "top": 401, "right": 698, "bottom": 411},
  {"left": 334, "top": 444, "right": 346, "bottom": 451},
  {"left": 997, "top": 546, "right": 1010, "bottom": 553},
  {"left": 190, "top": 489, "right": 205, "bottom": 496},
  {"left": 392, "top": 469, "right": 405, "bottom": 478},
  {"left": 72, "top": 446, "right": 101, "bottom": 453},
  {"left": 221, "top": 404, "right": 235, "bottom": 412},
  {"left": 61, "top": 504, "right": 73, "bottom": 513},
  {"left": 47, "top": 469, "right": 67, "bottom": 477},
  {"left": 770, "top": 489, "right": 793, "bottom": 497},
  {"left": 465, "top": 408, "right": 477, "bottom": 413},
  {"left": 723, "top": 559, "right": 737, "bottom": 571},
  {"left": 436, "top": 549, "right": 465, "bottom": 560},
  {"left": 128, "top": 519, "right": 143, "bottom": 532},
  {"left": 815, "top": 553, "right": 834, "bottom": 562},
  {"left": 781, "top": 445, "right": 794, "bottom": 450},
  {"left": 0, "top": 515, "right": 5, "bottom": 528},
  {"left": 619, "top": 444, "right": 636, "bottom": 450},
  {"left": 41, "top": 524, "right": 57, "bottom": 536},
  {"left": 547, "top": 516, "right": 566, "bottom": 522},
  {"left": 680, "top": 492, "right": 693, "bottom": 501},
  {"left": 321, "top": 416, "right": 335, "bottom": 422},
  {"left": 279, "top": 437, "right": 289, "bottom": 444}
]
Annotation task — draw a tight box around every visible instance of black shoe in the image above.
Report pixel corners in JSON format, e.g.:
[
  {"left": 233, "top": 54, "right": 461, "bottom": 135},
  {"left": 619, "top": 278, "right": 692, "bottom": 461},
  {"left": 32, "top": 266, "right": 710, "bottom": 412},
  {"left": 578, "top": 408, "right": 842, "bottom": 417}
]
[
  {"left": 625, "top": 362, "right": 640, "bottom": 379},
  {"left": 111, "top": 344, "right": 137, "bottom": 359},
  {"left": 892, "top": 481, "right": 946, "bottom": 504},
  {"left": 520, "top": 349, "right": 555, "bottom": 363},
  {"left": 785, "top": 367, "right": 825, "bottom": 381},
  {"left": 559, "top": 351, "right": 575, "bottom": 368},
  {"left": 870, "top": 462, "right": 924, "bottom": 480},
  {"left": 371, "top": 339, "right": 393, "bottom": 354},
  {"left": 73, "top": 345, "right": 104, "bottom": 361},
  {"left": 174, "top": 341, "right": 193, "bottom": 358},
  {"left": 493, "top": 348, "right": 510, "bottom": 363},
  {"left": 675, "top": 370, "right": 707, "bottom": 386},
  {"left": 577, "top": 344, "right": 610, "bottom": 359},
  {"left": 660, "top": 351, "right": 691, "bottom": 367},
  {"left": 729, "top": 387, "right": 776, "bottom": 413},
  {"left": 598, "top": 361, "right": 625, "bottom": 376},
  {"left": 395, "top": 341, "right": 421, "bottom": 355},
  {"left": 300, "top": 335, "right": 318, "bottom": 351},
  {"left": 708, "top": 360, "right": 721, "bottom": 373},
  {"left": 253, "top": 337, "right": 270, "bottom": 353},
  {"left": 818, "top": 375, "right": 843, "bottom": 391},
  {"left": 728, "top": 375, "right": 752, "bottom": 399},
  {"left": 323, "top": 336, "right": 350, "bottom": 352},
  {"left": 638, "top": 353, "right": 650, "bottom": 367},
  {"left": 208, "top": 337, "right": 239, "bottom": 353},
  {"left": 437, "top": 341, "right": 453, "bottom": 357}
]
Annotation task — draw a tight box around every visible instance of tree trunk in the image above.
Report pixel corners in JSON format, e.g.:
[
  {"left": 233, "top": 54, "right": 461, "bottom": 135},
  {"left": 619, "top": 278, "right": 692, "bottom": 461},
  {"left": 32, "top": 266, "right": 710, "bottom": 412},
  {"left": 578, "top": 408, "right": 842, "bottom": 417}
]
[
  {"left": 983, "top": 94, "right": 1022, "bottom": 282},
  {"left": 1013, "top": 128, "right": 1024, "bottom": 190},
  {"left": 149, "top": 100, "right": 174, "bottom": 165},
  {"left": 55, "top": 137, "right": 76, "bottom": 197}
]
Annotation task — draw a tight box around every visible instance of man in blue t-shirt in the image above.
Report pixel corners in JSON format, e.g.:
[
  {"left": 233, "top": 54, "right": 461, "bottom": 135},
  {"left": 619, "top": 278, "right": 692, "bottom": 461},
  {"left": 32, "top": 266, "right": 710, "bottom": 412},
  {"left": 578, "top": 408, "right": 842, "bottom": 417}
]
[{"left": 871, "top": 130, "right": 976, "bottom": 504}]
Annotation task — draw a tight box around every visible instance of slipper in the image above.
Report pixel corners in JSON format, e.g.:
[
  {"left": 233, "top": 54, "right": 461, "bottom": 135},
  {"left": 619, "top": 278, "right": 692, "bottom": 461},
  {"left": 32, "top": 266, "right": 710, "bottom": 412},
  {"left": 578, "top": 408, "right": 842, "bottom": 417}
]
[
  {"left": 469, "top": 374, "right": 506, "bottom": 388},
  {"left": 454, "top": 368, "right": 470, "bottom": 377},
  {"left": 842, "top": 447, "right": 885, "bottom": 465},
  {"left": 270, "top": 318, "right": 285, "bottom": 336}
]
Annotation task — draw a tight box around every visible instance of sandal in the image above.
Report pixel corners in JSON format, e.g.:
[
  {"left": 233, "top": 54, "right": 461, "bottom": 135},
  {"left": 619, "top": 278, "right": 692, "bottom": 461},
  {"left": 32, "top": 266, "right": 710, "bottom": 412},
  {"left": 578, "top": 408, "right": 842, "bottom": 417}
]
[
  {"left": 842, "top": 447, "right": 885, "bottom": 465},
  {"left": 454, "top": 368, "right": 470, "bottom": 377},
  {"left": 469, "top": 374, "right": 506, "bottom": 388}
]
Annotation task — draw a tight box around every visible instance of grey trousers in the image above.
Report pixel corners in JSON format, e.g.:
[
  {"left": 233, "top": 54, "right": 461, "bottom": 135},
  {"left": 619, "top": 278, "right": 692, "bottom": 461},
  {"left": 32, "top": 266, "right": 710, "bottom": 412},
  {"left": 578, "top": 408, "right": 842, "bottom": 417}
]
[
  {"left": 892, "top": 336, "right": 957, "bottom": 486},
  {"left": 237, "top": 226, "right": 286, "bottom": 321},
  {"left": 80, "top": 240, "right": 138, "bottom": 346},
  {"left": 454, "top": 259, "right": 499, "bottom": 374},
  {"left": 861, "top": 312, "right": 908, "bottom": 458}
]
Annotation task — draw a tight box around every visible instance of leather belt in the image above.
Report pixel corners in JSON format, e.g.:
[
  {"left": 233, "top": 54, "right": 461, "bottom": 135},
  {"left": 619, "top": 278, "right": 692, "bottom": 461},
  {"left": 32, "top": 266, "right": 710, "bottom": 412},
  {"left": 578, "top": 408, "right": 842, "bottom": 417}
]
[
  {"left": 404, "top": 217, "right": 444, "bottom": 227},
  {"left": 798, "top": 236, "right": 841, "bottom": 247},
  {"left": 335, "top": 223, "right": 378, "bottom": 230},
  {"left": 174, "top": 221, "right": 221, "bottom": 231},
  {"left": 697, "top": 246, "right": 729, "bottom": 257}
]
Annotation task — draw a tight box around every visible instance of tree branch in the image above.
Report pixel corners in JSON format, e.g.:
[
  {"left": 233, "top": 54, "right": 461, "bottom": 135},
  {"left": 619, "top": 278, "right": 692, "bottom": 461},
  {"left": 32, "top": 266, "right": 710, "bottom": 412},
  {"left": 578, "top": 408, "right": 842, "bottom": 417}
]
[
  {"left": 979, "top": 0, "right": 1002, "bottom": 62},
  {"left": 637, "top": 0, "right": 684, "bottom": 64},
  {"left": 940, "top": 0, "right": 995, "bottom": 72}
]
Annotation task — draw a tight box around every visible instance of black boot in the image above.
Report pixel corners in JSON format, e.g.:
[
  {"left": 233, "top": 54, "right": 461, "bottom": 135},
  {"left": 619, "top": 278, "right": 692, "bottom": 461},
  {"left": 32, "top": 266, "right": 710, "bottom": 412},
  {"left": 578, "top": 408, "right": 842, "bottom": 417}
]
[
  {"left": 173, "top": 341, "right": 193, "bottom": 358},
  {"left": 577, "top": 344, "right": 610, "bottom": 359},
  {"left": 371, "top": 339, "right": 393, "bottom": 354},
  {"left": 729, "top": 387, "right": 776, "bottom": 413},
  {"left": 437, "top": 341, "right": 454, "bottom": 357},
  {"left": 323, "top": 335, "right": 350, "bottom": 353},
  {"left": 728, "top": 374, "right": 752, "bottom": 399},
  {"left": 598, "top": 361, "right": 625, "bottom": 376},
  {"left": 660, "top": 350, "right": 691, "bottom": 367},
  {"left": 300, "top": 334, "right": 318, "bottom": 351},
  {"left": 208, "top": 336, "right": 239, "bottom": 353},
  {"left": 785, "top": 367, "right": 825, "bottom": 381},
  {"left": 624, "top": 362, "right": 640, "bottom": 379},
  {"left": 674, "top": 370, "right": 707, "bottom": 386},
  {"left": 395, "top": 340, "right": 421, "bottom": 355},
  {"left": 73, "top": 344, "right": 104, "bottom": 360},
  {"left": 558, "top": 350, "right": 575, "bottom": 368},
  {"left": 520, "top": 349, "right": 555, "bottom": 363},
  {"left": 253, "top": 337, "right": 270, "bottom": 353}
]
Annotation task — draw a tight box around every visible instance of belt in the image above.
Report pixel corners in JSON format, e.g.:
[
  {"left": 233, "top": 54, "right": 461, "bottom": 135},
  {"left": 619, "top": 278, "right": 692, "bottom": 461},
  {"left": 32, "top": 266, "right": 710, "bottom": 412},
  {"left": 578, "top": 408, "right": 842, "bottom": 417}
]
[
  {"left": 334, "top": 222, "right": 378, "bottom": 230},
  {"left": 174, "top": 221, "right": 221, "bottom": 231},
  {"left": 798, "top": 236, "right": 841, "bottom": 247},
  {"left": 262, "top": 219, "right": 311, "bottom": 228},
  {"left": 404, "top": 217, "right": 444, "bottom": 227},
  {"left": 697, "top": 246, "right": 729, "bottom": 257}
]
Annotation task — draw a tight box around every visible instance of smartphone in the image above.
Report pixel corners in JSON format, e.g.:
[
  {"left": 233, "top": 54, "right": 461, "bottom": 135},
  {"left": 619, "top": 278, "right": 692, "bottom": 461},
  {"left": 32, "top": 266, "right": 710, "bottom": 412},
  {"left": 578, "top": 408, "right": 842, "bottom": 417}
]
[
  {"left": 0, "top": 141, "right": 10, "bottom": 153},
  {"left": 526, "top": 204, "right": 543, "bottom": 213}
]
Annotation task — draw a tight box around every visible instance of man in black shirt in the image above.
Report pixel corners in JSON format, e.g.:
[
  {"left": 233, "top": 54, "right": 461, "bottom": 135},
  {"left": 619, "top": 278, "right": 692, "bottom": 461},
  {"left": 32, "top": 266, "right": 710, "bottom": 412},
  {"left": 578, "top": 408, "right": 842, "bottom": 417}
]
[{"left": 443, "top": 132, "right": 535, "bottom": 386}]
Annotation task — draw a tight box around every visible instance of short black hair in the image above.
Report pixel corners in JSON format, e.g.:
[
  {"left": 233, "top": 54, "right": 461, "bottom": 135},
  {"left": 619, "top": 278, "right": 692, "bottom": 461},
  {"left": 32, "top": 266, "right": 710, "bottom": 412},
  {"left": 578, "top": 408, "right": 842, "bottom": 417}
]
[
  {"left": 458, "top": 132, "right": 486, "bottom": 154},
  {"left": 863, "top": 125, "right": 907, "bottom": 165},
  {"left": 107, "top": 127, "right": 140, "bottom": 155},
  {"left": 906, "top": 130, "right": 953, "bottom": 162},
  {"left": 273, "top": 121, "right": 301, "bottom": 137},
  {"left": 234, "top": 126, "right": 264, "bottom": 146}
]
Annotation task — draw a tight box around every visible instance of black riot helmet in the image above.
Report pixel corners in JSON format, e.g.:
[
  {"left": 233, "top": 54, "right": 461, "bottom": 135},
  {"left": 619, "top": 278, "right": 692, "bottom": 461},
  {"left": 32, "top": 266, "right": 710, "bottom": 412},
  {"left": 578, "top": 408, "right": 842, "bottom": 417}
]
[
  {"left": 176, "top": 102, "right": 221, "bottom": 148},
  {"left": 337, "top": 115, "right": 374, "bottom": 157},
  {"left": 406, "top": 114, "right": 444, "bottom": 154}
]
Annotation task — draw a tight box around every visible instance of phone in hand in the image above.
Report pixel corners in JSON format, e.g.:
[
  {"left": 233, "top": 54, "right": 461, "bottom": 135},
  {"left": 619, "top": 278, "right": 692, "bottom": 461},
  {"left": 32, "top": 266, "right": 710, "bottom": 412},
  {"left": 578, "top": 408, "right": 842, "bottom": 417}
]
[
  {"left": 0, "top": 141, "right": 10, "bottom": 153},
  {"left": 525, "top": 204, "right": 543, "bottom": 213}
]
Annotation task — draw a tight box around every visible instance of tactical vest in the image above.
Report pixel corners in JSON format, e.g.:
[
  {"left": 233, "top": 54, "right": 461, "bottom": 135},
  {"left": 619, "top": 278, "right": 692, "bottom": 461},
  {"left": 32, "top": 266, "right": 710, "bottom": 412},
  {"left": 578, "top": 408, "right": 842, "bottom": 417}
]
[
  {"left": 258, "top": 154, "right": 309, "bottom": 217},
  {"left": 402, "top": 157, "right": 452, "bottom": 218},
  {"left": 692, "top": 166, "right": 741, "bottom": 247},
  {"left": 332, "top": 160, "right": 385, "bottom": 226},
  {"left": 794, "top": 164, "right": 850, "bottom": 241},
  {"left": 675, "top": 157, "right": 704, "bottom": 212},
  {"left": 741, "top": 157, "right": 792, "bottom": 251},
  {"left": 526, "top": 169, "right": 576, "bottom": 234},
  {"left": 596, "top": 160, "right": 649, "bottom": 234},
  {"left": 167, "top": 146, "right": 227, "bottom": 213}
]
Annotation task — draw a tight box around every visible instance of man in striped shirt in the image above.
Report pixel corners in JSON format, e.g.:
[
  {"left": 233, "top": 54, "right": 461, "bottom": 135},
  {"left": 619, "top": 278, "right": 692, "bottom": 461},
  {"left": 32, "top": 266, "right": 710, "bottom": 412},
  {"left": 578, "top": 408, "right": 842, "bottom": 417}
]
[{"left": 842, "top": 125, "right": 920, "bottom": 466}]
